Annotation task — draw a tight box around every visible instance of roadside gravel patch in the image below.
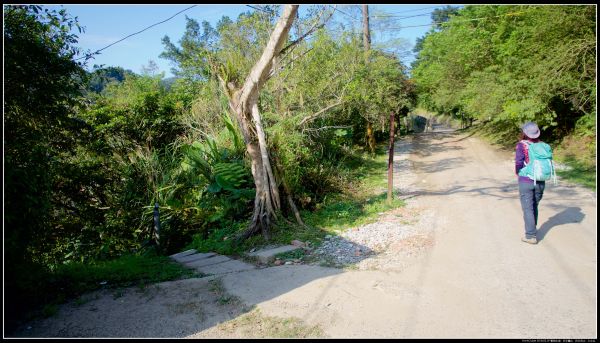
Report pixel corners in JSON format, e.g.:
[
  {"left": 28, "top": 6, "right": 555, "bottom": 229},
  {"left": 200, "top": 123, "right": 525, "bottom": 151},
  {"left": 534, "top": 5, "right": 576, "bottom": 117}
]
[{"left": 305, "top": 135, "right": 438, "bottom": 271}]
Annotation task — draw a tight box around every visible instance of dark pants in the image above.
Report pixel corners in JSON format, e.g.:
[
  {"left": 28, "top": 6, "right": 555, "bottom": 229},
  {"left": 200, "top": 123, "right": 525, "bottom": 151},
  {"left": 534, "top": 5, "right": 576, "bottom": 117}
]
[{"left": 519, "top": 182, "right": 545, "bottom": 238}]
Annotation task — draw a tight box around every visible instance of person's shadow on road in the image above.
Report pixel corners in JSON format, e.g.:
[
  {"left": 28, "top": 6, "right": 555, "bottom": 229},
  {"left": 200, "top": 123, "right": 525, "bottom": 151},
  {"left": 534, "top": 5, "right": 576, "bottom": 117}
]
[{"left": 538, "top": 207, "right": 585, "bottom": 242}]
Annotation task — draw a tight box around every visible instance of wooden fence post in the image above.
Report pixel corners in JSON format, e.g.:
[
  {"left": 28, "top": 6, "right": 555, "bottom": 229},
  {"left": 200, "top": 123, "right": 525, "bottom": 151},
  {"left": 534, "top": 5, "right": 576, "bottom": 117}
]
[
  {"left": 153, "top": 203, "right": 161, "bottom": 250},
  {"left": 387, "top": 112, "right": 395, "bottom": 205}
]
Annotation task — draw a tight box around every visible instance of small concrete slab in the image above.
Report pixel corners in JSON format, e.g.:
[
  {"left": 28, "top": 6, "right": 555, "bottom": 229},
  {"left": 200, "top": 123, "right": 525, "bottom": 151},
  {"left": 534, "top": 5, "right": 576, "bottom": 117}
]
[
  {"left": 184, "top": 254, "right": 231, "bottom": 269},
  {"left": 198, "top": 259, "right": 256, "bottom": 275},
  {"left": 175, "top": 252, "right": 217, "bottom": 264},
  {"left": 169, "top": 249, "right": 197, "bottom": 260},
  {"left": 246, "top": 245, "right": 301, "bottom": 264}
]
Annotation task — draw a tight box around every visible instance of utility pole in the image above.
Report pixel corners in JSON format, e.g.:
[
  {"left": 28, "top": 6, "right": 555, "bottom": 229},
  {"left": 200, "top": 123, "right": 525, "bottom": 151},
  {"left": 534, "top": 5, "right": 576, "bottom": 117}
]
[
  {"left": 362, "top": 4, "right": 393, "bottom": 202},
  {"left": 362, "top": 4, "right": 375, "bottom": 154},
  {"left": 153, "top": 203, "right": 161, "bottom": 252},
  {"left": 362, "top": 4, "right": 371, "bottom": 51}
]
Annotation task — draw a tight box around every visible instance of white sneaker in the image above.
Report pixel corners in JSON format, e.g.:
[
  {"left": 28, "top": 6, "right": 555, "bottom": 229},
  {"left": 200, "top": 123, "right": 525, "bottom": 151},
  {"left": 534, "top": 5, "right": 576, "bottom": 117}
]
[{"left": 521, "top": 236, "right": 538, "bottom": 244}]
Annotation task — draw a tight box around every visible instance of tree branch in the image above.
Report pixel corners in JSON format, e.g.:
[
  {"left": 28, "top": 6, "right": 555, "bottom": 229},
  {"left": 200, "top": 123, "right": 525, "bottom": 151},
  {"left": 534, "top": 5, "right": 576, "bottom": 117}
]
[
  {"left": 266, "top": 6, "right": 335, "bottom": 81},
  {"left": 268, "top": 47, "right": 314, "bottom": 79},
  {"left": 237, "top": 5, "right": 299, "bottom": 115},
  {"left": 280, "top": 5, "right": 336, "bottom": 56},
  {"left": 304, "top": 125, "right": 352, "bottom": 132},
  {"left": 298, "top": 99, "right": 344, "bottom": 126}
]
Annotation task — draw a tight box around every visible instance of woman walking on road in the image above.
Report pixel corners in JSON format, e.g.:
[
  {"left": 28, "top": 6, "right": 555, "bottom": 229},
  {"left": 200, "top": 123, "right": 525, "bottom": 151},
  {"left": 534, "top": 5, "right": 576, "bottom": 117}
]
[{"left": 515, "top": 122, "right": 545, "bottom": 244}]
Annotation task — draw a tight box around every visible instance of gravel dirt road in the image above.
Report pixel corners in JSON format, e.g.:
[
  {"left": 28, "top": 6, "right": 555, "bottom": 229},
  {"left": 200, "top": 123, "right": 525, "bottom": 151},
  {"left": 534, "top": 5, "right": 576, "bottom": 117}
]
[
  {"left": 215, "top": 126, "right": 596, "bottom": 338},
  {"left": 11, "top": 126, "right": 596, "bottom": 339}
]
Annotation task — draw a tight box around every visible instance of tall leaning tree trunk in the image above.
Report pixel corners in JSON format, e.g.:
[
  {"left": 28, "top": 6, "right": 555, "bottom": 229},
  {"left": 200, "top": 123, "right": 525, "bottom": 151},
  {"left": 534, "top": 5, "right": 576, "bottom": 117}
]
[
  {"left": 225, "top": 5, "right": 299, "bottom": 241},
  {"left": 362, "top": 4, "right": 375, "bottom": 154},
  {"left": 366, "top": 121, "right": 376, "bottom": 153}
]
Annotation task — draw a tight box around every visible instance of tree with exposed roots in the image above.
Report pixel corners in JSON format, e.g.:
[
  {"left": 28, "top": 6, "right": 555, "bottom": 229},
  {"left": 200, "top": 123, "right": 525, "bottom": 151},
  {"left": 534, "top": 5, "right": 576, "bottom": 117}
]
[{"left": 216, "top": 5, "right": 299, "bottom": 240}]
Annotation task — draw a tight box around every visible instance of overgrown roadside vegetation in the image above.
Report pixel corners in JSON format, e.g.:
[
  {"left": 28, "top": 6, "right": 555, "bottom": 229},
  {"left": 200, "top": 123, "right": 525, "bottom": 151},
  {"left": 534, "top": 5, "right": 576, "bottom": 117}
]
[
  {"left": 6, "top": 141, "right": 404, "bottom": 333},
  {"left": 4, "top": 5, "right": 412, "bottom": 334},
  {"left": 188, "top": 145, "right": 406, "bottom": 257}
]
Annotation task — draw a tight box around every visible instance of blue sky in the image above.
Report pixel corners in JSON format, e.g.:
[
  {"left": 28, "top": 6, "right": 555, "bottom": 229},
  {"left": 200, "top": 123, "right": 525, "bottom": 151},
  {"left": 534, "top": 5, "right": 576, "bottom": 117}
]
[{"left": 52, "top": 4, "right": 449, "bottom": 78}]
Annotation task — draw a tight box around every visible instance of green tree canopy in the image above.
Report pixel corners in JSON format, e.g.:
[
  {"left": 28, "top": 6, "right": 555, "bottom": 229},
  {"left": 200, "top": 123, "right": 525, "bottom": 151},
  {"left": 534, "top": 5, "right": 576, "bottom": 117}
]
[
  {"left": 412, "top": 5, "right": 595, "bottom": 140},
  {"left": 4, "top": 5, "right": 89, "bottom": 264}
]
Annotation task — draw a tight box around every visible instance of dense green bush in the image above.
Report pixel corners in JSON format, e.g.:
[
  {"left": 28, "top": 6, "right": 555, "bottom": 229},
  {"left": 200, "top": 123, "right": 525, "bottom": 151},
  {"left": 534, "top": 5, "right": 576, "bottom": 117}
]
[{"left": 412, "top": 5, "right": 595, "bottom": 141}]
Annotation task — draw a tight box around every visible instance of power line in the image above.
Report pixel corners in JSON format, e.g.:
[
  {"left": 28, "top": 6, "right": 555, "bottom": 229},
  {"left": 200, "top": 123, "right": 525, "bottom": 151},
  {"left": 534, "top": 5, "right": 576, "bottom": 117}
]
[
  {"left": 372, "top": 12, "right": 433, "bottom": 20},
  {"left": 329, "top": 6, "right": 444, "bottom": 25},
  {"left": 371, "top": 6, "right": 462, "bottom": 20},
  {"left": 76, "top": 5, "right": 197, "bottom": 61},
  {"left": 246, "top": 5, "right": 274, "bottom": 14},
  {"left": 378, "top": 10, "right": 527, "bottom": 30},
  {"left": 330, "top": 6, "right": 361, "bottom": 22},
  {"left": 343, "top": 5, "right": 447, "bottom": 20},
  {"left": 384, "top": 5, "right": 446, "bottom": 15}
]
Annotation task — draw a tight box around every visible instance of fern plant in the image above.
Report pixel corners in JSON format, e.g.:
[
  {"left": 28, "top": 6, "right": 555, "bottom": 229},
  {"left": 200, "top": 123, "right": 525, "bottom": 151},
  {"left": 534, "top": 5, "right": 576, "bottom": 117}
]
[{"left": 179, "top": 133, "right": 254, "bottom": 231}]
